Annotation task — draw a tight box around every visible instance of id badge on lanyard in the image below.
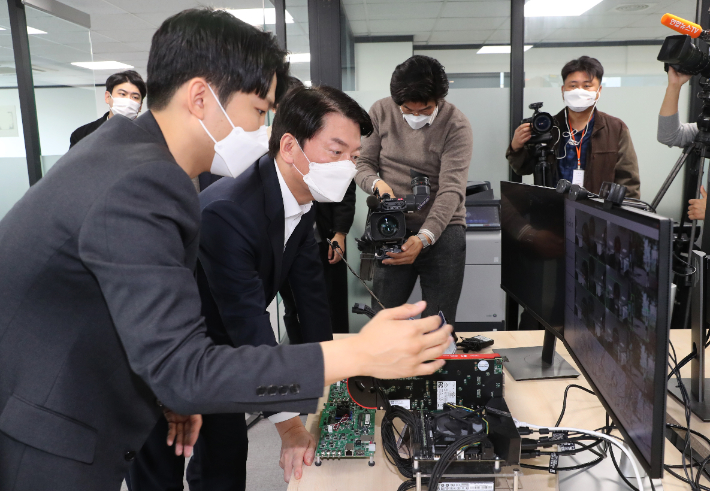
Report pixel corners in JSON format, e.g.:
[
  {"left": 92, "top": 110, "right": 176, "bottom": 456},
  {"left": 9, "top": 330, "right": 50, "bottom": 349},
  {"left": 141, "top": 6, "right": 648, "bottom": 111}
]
[{"left": 569, "top": 126, "right": 588, "bottom": 187}]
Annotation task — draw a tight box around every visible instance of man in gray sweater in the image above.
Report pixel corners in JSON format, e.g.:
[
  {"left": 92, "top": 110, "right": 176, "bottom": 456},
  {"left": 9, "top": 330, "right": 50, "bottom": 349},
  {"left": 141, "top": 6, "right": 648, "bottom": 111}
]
[
  {"left": 657, "top": 66, "right": 706, "bottom": 220},
  {"left": 356, "top": 55, "right": 473, "bottom": 326}
]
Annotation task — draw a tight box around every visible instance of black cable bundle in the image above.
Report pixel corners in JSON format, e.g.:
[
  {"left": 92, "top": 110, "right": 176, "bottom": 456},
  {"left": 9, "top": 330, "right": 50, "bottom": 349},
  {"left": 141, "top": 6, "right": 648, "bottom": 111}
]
[
  {"left": 381, "top": 404, "right": 419, "bottom": 479},
  {"left": 427, "top": 432, "right": 486, "bottom": 490}
]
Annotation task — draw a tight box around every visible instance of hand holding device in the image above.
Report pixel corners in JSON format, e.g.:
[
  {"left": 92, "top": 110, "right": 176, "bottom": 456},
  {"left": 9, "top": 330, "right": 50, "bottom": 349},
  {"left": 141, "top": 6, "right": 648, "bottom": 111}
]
[{"left": 510, "top": 123, "right": 532, "bottom": 152}]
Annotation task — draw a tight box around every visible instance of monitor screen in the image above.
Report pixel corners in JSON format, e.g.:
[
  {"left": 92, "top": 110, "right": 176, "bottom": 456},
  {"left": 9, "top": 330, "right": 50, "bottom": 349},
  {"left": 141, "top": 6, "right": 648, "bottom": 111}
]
[
  {"left": 563, "top": 198, "right": 672, "bottom": 479},
  {"left": 465, "top": 204, "right": 500, "bottom": 229},
  {"left": 501, "top": 181, "right": 565, "bottom": 334}
]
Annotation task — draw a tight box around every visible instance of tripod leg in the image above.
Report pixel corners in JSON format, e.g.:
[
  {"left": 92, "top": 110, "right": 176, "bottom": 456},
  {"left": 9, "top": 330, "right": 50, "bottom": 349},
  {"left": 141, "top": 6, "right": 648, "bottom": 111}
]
[{"left": 651, "top": 146, "right": 693, "bottom": 211}]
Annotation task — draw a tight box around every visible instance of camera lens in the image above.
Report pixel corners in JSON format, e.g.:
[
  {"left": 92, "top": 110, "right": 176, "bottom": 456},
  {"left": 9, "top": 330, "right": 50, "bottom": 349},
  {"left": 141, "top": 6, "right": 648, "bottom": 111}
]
[
  {"left": 377, "top": 216, "right": 399, "bottom": 238},
  {"left": 658, "top": 35, "right": 710, "bottom": 78},
  {"left": 532, "top": 113, "right": 553, "bottom": 133}
]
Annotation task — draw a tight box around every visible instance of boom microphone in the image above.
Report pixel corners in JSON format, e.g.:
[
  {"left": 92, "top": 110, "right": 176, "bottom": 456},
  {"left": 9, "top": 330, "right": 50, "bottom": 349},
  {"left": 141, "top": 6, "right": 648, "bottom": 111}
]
[{"left": 661, "top": 13, "right": 710, "bottom": 42}]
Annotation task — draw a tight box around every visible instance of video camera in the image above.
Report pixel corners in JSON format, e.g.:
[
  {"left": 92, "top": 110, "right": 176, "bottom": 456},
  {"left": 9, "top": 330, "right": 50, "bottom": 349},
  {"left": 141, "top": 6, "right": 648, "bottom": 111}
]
[
  {"left": 521, "top": 102, "right": 556, "bottom": 146},
  {"left": 658, "top": 34, "right": 710, "bottom": 77},
  {"left": 357, "top": 170, "right": 430, "bottom": 280}
]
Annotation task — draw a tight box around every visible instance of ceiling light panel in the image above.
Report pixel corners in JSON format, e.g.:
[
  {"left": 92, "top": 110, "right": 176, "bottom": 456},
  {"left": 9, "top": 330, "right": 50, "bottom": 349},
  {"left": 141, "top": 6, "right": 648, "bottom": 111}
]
[
  {"left": 525, "top": 0, "right": 605, "bottom": 17},
  {"left": 226, "top": 8, "right": 294, "bottom": 26},
  {"left": 71, "top": 61, "right": 134, "bottom": 70}
]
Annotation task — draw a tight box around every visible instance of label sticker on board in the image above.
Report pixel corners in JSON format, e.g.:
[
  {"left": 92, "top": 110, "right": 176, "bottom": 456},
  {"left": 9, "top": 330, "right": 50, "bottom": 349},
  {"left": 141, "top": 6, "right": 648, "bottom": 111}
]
[
  {"left": 477, "top": 360, "right": 490, "bottom": 372},
  {"left": 438, "top": 483, "right": 494, "bottom": 490},
  {"left": 389, "top": 399, "right": 411, "bottom": 409},
  {"left": 437, "top": 381, "right": 456, "bottom": 409}
]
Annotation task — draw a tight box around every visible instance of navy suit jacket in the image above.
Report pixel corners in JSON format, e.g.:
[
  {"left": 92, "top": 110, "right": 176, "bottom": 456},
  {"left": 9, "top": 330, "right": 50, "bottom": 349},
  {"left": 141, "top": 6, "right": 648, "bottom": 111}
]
[{"left": 197, "top": 154, "right": 333, "bottom": 349}]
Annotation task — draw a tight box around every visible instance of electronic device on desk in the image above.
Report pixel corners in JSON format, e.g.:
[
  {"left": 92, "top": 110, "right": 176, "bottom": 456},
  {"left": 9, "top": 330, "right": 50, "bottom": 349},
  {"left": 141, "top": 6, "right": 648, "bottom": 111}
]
[
  {"left": 498, "top": 181, "right": 579, "bottom": 380},
  {"left": 563, "top": 196, "right": 672, "bottom": 480},
  {"left": 347, "top": 354, "right": 520, "bottom": 490},
  {"left": 347, "top": 353, "right": 504, "bottom": 410},
  {"left": 314, "top": 380, "right": 376, "bottom": 467}
]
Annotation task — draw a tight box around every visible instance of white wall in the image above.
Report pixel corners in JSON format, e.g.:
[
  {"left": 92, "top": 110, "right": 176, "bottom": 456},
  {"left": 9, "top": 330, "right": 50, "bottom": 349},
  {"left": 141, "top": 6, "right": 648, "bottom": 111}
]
[
  {"left": 354, "top": 41, "right": 413, "bottom": 91},
  {"left": 0, "top": 89, "right": 29, "bottom": 218}
]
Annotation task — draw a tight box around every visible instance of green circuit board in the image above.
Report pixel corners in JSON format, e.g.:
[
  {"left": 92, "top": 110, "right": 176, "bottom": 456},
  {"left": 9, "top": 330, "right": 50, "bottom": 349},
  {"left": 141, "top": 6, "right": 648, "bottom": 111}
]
[{"left": 315, "top": 380, "right": 376, "bottom": 464}]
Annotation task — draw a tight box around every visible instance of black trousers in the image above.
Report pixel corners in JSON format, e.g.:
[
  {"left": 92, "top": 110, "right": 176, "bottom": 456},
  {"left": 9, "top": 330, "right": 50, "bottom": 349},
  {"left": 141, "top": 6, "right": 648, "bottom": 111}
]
[
  {"left": 126, "top": 412, "right": 248, "bottom": 491},
  {"left": 280, "top": 240, "right": 350, "bottom": 337},
  {"left": 371, "top": 225, "right": 466, "bottom": 324}
]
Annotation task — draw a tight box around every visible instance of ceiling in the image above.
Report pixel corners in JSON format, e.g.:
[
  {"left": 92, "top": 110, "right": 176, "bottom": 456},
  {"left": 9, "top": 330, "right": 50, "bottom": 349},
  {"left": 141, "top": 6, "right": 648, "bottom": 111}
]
[
  {"left": 342, "top": 0, "right": 697, "bottom": 45},
  {"left": 0, "top": 0, "right": 701, "bottom": 88}
]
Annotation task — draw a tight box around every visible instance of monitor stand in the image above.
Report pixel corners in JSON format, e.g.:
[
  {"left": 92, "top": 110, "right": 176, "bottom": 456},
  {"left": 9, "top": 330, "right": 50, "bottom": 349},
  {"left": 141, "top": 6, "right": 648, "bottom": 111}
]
[
  {"left": 494, "top": 329, "right": 579, "bottom": 381},
  {"left": 668, "top": 251, "right": 710, "bottom": 421}
]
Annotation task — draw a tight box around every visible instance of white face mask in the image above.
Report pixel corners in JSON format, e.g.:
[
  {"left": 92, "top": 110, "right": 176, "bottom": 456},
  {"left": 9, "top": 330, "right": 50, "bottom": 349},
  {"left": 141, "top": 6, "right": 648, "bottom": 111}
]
[
  {"left": 401, "top": 105, "right": 438, "bottom": 130},
  {"left": 294, "top": 141, "right": 356, "bottom": 203},
  {"left": 109, "top": 95, "right": 141, "bottom": 120},
  {"left": 563, "top": 88, "right": 600, "bottom": 113},
  {"left": 199, "top": 84, "right": 269, "bottom": 178}
]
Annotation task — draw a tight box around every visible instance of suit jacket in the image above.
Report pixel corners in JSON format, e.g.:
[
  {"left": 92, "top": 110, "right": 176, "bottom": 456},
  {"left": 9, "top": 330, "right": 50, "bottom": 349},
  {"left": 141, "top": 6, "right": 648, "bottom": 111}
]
[
  {"left": 69, "top": 111, "right": 109, "bottom": 148},
  {"left": 506, "top": 109, "right": 640, "bottom": 198},
  {"left": 0, "top": 112, "right": 324, "bottom": 491},
  {"left": 313, "top": 180, "right": 356, "bottom": 241},
  {"left": 197, "top": 154, "right": 333, "bottom": 348}
]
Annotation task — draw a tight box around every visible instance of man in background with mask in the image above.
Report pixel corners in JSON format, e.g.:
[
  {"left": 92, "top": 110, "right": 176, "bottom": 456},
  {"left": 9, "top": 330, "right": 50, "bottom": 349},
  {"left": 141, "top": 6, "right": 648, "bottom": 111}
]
[
  {"left": 356, "top": 55, "right": 472, "bottom": 339},
  {"left": 507, "top": 56, "right": 640, "bottom": 198},
  {"left": 69, "top": 70, "right": 146, "bottom": 148}
]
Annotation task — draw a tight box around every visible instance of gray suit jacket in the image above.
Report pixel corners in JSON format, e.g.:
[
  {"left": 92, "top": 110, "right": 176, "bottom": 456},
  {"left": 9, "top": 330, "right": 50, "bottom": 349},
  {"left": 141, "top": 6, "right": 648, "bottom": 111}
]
[{"left": 0, "top": 112, "right": 324, "bottom": 491}]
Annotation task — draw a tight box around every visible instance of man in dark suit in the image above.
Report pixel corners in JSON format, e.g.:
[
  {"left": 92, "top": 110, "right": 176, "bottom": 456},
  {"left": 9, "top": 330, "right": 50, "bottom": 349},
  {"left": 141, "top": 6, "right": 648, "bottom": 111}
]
[
  {"left": 129, "top": 85, "right": 369, "bottom": 489},
  {"left": 0, "top": 9, "right": 454, "bottom": 491},
  {"left": 69, "top": 70, "right": 146, "bottom": 148}
]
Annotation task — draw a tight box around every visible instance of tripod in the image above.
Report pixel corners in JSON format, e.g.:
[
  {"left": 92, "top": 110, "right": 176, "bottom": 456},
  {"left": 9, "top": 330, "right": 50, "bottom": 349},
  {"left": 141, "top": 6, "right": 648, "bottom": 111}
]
[
  {"left": 652, "top": 79, "right": 710, "bottom": 330},
  {"left": 531, "top": 135, "right": 556, "bottom": 188}
]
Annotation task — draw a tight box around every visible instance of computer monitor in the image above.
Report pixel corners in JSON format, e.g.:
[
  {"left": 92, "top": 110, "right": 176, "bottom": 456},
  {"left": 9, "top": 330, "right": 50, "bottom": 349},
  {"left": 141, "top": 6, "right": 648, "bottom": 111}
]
[
  {"left": 498, "top": 181, "right": 578, "bottom": 380},
  {"left": 563, "top": 197, "right": 672, "bottom": 480}
]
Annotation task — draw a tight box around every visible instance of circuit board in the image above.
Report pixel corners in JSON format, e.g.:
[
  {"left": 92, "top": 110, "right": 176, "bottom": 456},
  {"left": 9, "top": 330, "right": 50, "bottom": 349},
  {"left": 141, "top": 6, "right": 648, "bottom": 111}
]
[
  {"left": 315, "top": 380, "right": 376, "bottom": 466},
  {"left": 347, "top": 354, "right": 505, "bottom": 411}
]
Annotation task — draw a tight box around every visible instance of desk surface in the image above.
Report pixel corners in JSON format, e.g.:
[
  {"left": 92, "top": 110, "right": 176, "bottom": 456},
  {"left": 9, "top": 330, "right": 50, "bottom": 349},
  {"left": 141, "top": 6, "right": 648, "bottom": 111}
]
[{"left": 287, "top": 330, "right": 709, "bottom": 491}]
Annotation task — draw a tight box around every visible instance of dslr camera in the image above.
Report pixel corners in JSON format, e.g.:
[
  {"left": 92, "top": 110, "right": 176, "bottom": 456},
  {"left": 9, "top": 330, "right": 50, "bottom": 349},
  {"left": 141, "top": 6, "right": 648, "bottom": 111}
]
[
  {"left": 357, "top": 170, "right": 430, "bottom": 280},
  {"left": 521, "top": 102, "right": 556, "bottom": 146}
]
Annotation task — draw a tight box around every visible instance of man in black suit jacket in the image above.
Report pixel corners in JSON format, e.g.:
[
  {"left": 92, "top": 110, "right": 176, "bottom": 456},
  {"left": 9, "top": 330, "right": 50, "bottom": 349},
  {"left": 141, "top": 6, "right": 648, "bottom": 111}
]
[
  {"left": 0, "top": 10, "right": 456, "bottom": 491},
  {"left": 128, "top": 85, "right": 374, "bottom": 490},
  {"left": 69, "top": 70, "right": 146, "bottom": 148}
]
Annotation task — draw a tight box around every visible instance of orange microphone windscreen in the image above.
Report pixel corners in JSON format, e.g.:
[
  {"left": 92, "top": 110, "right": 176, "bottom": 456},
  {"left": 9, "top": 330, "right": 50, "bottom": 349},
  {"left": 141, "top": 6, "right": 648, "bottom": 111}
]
[{"left": 661, "top": 13, "right": 703, "bottom": 38}]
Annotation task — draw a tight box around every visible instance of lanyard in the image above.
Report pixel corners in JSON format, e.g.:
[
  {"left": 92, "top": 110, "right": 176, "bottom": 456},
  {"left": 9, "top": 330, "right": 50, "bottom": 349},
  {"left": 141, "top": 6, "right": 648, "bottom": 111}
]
[{"left": 568, "top": 125, "right": 588, "bottom": 169}]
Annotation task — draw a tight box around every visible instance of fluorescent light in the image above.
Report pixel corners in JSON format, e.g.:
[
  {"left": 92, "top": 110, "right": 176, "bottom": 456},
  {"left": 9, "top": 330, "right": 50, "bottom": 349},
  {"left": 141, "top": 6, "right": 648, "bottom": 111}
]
[
  {"left": 304, "top": 80, "right": 312, "bottom": 87},
  {"left": 525, "top": 0, "right": 604, "bottom": 17},
  {"left": 226, "top": 8, "right": 294, "bottom": 26},
  {"left": 0, "top": 27, "right": 5, "bottom": 31},
  {"left": 477, "top": 45, "right": 533, "bottom": 54},
  {"left": 27, "top": 27, "right": 47, "bottom": 35},
  {"left": 71, "top": 61, "right": 134, "bottom": 70},
  {"left": 288, "top": 53, "right": 310, "bottom": 63}
]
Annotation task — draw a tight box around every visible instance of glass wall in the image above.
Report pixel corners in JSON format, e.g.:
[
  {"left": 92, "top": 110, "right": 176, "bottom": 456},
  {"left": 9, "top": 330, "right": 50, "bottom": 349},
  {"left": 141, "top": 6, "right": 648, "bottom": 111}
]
[
  {"left": 24, "top": 6, "right": 97, "bottom": 174},
  {"left": 0, "top": 3, "right": 29, "bottom": 219},
  {"left": 523, "top": 0, "right": 698, "bottom": 220},
  {"left": 286, "top": 0, "right": 310, "bottom": 85},
  {"left": 342, "top": 0, "right": 511, "bottom": 331}
]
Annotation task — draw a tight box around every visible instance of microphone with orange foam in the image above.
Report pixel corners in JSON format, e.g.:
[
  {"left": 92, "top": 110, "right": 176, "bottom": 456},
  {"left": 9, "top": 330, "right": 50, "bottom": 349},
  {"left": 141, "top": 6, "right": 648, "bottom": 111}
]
[{"left": 661, "top": 13, "right": 710, "bottom": 42}]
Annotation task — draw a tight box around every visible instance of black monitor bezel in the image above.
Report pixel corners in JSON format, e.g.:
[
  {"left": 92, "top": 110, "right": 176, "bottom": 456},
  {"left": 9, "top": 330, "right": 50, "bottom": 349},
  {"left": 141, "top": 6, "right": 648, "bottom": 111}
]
[
  {"left": 500, "top": 181, "right": 565, "bottom": 337},
  {"left": 562, "top": 197, "right": 672, "bottom": 480}
]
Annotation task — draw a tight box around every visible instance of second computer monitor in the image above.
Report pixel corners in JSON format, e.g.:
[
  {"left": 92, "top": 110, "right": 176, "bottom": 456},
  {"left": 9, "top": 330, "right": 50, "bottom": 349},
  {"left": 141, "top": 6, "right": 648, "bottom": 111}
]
[{"left": 563, "top": 197, "right": 672, "bottom": 479}]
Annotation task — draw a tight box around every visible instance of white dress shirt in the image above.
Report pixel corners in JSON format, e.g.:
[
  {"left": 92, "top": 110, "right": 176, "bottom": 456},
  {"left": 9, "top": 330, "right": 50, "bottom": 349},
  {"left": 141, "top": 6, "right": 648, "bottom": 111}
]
[{"left": 268, "top": 160, "right": 312, "bottom": 425}]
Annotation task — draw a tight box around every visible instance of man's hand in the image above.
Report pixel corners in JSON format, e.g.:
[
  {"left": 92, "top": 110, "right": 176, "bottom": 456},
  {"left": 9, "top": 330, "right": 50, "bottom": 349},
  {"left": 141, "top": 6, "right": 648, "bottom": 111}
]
[
  {"left": 383, "top": 235, "right": 423, "bottom": 265},
  {"left": 689, "top": 185, "right": 707, "bottom": 221},
  {"left": 329, "top": 232, "right": 346, "bottom": 264},
  {"left": 164, "top": 409, "right": 202, "bottom": 457},
  {"left": 321, "top": 301, "right": 453, "bottom": 384},
  {"left": 510, "top": 123, "right": 532, "bottom": 152},
  {"left": 668, "top": 66, "right": 692, "bottom": 88},
  {"left": 374, "top": 180, "right": 395, "bottom": 198},
  {"left": 275, "top": 416, "right": 315, "bottom": 482}
]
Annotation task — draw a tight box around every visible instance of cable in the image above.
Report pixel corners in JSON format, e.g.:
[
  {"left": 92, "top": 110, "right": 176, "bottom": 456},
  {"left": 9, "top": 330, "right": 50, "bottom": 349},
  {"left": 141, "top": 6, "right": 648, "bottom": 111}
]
[
  {"left": 673, "top": 252, "right": 698, "bottom": 277},
  {"left": 622, "top": 198, "right": 657, "bottom": 213},
  {"left": 555, "top": 384, "right": 596, "bottom": 427},
  {"left": 327, "top": 239, "right": 385, "bottom": 310},
  {"left": 667, "top": 346, "right": 697, "bottom": 381},
  {"left": 513, "top": 420, "right": 645, "bottom": 491}
]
